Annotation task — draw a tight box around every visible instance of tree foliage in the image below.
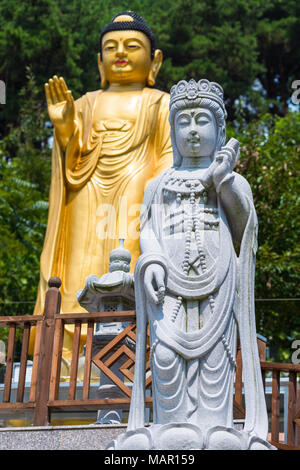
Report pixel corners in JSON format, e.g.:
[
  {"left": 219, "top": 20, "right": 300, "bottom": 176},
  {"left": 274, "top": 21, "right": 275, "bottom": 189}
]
[
  {"left": 0, "top": 70, "right": 51, "bottom": 319},
  {"left": 1, "top": 0, "right": 299, "bottom": 135},
  {"left": 228, "top": 112, "right": 300, "bottom": 360}
]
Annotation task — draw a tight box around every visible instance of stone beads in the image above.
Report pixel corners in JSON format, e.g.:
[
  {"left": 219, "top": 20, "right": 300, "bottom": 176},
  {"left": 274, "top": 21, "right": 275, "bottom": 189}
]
[
  {"left": 171, "top": 182, "right": 214, "bottom": 322},
  {"left": 221, "top": 334, "right": 236, "bottom": 369},
  {"left": 171, "top": 296, "right": 183, "bottom": 323}
]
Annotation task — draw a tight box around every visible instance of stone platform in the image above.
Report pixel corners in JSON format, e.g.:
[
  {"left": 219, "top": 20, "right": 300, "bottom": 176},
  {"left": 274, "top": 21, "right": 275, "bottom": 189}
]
[
  {"left": 0, "top": 424, "right": 126, "bottom": 450},
  {"left": 0, "top": 421, "right": 246, "bottom": 450}
]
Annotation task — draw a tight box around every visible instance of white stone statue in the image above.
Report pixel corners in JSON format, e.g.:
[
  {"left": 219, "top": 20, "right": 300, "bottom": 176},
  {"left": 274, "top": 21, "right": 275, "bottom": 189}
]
[{"left": 109, "top": 79, "right": 275, "bottom": 450}]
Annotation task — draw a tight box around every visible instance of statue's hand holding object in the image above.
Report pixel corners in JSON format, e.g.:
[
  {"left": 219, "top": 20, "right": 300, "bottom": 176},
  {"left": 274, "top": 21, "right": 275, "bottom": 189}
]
[
  {"left": 201, "top": 137, "right": 240, "bottom": 191},
  {"left": 144, "top": 264, "right": 166, "bottom": 305}
]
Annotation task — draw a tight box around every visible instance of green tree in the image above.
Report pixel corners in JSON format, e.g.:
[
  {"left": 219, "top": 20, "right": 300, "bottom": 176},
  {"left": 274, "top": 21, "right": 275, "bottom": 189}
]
[
  {"left": 0, "top": 70, "right": 51, "bottom": 321},
  {"left": 228, "top": 111, "right": 300, "bottom": 360},
  {"left": 256, "top": 0, "right": 300, "bottom": 116},
  {"left": 0, "top": 0, "right": 113, "bottom": 135},
  {"left": 1, "top": 0, "right": 300, "bottom": 135},
  {"left": 148, "top": 0, "right": 300, "bottom": 119}
]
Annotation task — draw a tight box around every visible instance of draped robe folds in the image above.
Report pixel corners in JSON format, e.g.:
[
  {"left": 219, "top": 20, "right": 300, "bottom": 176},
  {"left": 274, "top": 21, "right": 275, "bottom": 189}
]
[
  {"left": 128, "top": 169, "right": 268, "bottom": 442},
  {"left": 31, "top": 88, "right": 173, "bottom": 358}
]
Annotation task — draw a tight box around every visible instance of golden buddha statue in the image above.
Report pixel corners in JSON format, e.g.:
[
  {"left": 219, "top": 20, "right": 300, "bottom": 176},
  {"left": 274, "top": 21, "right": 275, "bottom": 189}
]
[{"left": 30, "top": 11, "right": 173, "bottom": 365}]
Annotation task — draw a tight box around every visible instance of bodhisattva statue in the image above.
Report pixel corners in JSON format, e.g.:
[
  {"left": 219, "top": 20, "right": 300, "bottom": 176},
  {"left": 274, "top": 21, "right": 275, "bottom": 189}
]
[
  {"left": 109, "top": 79, "right": 275, "bottom": 450},
  {"left": 30, "top": 12, "right": 172, "bottom": 364}
]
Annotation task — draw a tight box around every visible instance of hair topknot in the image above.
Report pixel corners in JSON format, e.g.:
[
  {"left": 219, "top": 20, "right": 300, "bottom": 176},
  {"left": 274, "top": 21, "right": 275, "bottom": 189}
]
[{"left": 99, "top": 11, "right": 157, "bottom": 59}]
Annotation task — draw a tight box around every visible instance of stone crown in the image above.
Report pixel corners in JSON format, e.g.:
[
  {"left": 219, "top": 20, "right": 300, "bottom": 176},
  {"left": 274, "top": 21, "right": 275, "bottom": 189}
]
[{"left": 170, "top": 79, "right": 225, "bottom": 113}]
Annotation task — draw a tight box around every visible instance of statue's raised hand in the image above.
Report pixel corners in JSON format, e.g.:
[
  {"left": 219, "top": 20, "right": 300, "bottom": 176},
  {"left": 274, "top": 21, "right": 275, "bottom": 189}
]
[
  {"left": 200, "top": 138, "right": 240, "bottom": 192},
  {"left": 212, "top": 138, "right": 240, "bottom": 191},
  {"left": 45, "top": 76, "right": 75, "bottom": 147}
]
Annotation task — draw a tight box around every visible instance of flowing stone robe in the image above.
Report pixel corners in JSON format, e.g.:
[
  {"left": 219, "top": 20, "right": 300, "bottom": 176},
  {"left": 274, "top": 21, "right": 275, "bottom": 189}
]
[
  {"left": 128, "top": 168, "right": 268, "bottom": 441},
  {"left": 32, "top": 88, "right": 172, "bottom": 356}
]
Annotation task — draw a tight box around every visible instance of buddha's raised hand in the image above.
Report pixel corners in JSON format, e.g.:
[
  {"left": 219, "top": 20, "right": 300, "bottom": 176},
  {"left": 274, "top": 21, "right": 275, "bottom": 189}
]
[{"left": 45, "top": 76, "right": 75, "bottom": 147}]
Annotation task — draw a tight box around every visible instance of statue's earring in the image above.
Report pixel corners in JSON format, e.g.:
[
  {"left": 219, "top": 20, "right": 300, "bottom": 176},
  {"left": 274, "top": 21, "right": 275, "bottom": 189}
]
[
  {"left": 147, "top": 49, "right": 163, "bottom": 87},
  {"left": 97, "top": 53, "right": 107, "bottom": 88}
]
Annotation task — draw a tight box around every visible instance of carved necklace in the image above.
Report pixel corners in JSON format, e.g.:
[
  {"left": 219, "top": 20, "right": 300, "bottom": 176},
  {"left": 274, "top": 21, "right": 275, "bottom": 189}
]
[
  {"left": 161, "top": 171, "right": 236, "bottom": 366},
  {"left": 165, "top": 175, "right": 216, "bottom": 324},
  {"left": 164, "top": 170, "right": 208, "bottom": 204}
]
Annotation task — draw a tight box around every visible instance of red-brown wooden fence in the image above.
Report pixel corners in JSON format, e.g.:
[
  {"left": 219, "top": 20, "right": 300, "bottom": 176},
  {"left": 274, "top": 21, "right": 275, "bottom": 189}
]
[{"left": 0, "top": 277, "right": 299, "bottom": 450}]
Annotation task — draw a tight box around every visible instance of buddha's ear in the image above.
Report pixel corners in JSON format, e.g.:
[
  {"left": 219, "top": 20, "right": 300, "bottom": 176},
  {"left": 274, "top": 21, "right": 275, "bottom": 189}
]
[
  {"left": 97, "top": 53, "right": 107, "bottom": 88},
  {"left": 147, "top": 49, "right": 163, "bottom": 87}
]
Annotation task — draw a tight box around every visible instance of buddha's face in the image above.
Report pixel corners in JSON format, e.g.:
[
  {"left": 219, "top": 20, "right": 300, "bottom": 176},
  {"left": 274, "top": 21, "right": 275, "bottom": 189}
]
[
  {"left": 100, "top": 30, "right": 153, "bottom": 85},
  {"left": 174, "top": 108, "right": 218, "bottom": 158}
]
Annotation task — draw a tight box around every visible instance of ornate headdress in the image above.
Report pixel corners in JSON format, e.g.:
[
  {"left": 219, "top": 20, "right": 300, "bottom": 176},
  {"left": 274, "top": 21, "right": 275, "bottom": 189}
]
[
  {"left": 170, "top": 79, "right": 227, "bottom": 118},
  {"left": 99, "top": 11, "right": 157, "bottom": 59}
]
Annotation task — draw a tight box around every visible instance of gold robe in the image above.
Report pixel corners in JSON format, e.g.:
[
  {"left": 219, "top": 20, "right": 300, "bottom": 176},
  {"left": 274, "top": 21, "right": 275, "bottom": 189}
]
[{"left": 32, "top": 87, "right": 172, "bottom": 358}]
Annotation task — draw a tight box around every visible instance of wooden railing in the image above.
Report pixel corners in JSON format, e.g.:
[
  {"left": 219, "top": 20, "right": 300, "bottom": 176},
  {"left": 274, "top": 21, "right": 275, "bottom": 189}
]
[
  {"left": 260, "top": 362, "right": 300, "bottom": 450},
  {"left": 0, "top": 277, "right": 299, "bottom": 450},
  {"left": 0, "top": 277, "right": 148, "bottom": 427}
]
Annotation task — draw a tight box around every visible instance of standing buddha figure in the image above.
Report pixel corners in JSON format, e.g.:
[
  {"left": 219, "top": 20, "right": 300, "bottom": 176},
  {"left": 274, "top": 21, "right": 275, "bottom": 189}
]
[{"left": 31, "top": 12, "right": 173, "bottom": 364}]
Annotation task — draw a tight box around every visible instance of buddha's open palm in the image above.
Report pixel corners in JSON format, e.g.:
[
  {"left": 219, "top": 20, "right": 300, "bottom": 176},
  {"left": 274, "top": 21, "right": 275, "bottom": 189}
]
[{"left": 45, "top": 76, "right": 75, "bottom": 133}]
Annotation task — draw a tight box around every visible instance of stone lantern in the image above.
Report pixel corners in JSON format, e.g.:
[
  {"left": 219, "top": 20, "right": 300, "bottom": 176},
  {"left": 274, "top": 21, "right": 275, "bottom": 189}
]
[{"left": 77, "top": 239, "right": 135, "bottom": 424}]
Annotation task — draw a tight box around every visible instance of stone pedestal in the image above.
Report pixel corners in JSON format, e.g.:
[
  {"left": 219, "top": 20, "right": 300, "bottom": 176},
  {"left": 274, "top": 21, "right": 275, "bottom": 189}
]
[{"left": 108, "top": 423, "right": 277, "bottom": 450}]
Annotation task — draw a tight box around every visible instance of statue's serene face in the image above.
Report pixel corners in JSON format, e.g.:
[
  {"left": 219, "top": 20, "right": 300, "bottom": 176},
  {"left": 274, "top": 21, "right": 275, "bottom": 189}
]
[
  {"left": 101, "top": 30, "right": 152, "bottom": 85},
  {"left": 174, "top": 108, "right": 218, "bottom": 158}
]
